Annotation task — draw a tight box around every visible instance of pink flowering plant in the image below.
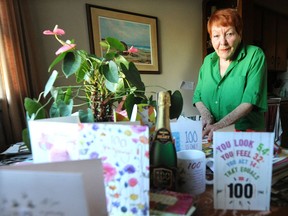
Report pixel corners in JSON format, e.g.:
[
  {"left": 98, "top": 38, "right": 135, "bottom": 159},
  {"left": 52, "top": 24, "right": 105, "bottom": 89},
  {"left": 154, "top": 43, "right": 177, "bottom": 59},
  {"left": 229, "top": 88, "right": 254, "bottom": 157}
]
[
  {"left": 22, "top": 25, "right": 183, "bottom": 150},
  {"left": 24, "top": 25, "right": 149, "bottom": 121}
]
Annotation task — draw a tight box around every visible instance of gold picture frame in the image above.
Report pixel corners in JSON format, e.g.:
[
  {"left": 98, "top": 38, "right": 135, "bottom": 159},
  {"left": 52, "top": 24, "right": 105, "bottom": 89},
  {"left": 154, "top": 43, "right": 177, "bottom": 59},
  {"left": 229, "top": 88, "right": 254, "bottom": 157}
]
[{"left": 86, "top": 4, "right": 160, "bottom": 74}]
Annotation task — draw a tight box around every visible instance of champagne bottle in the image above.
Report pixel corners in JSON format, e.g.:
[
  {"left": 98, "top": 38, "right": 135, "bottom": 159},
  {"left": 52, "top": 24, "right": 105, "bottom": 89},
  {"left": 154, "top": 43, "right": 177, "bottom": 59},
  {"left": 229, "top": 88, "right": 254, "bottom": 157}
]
[{"left": 150, "top": 91, "right": 177, "bottom": 191}]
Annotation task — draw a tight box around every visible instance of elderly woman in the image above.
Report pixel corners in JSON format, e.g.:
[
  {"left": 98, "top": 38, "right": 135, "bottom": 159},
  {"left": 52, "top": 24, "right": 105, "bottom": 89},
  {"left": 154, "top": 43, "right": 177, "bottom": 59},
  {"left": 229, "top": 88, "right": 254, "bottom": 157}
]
[{"left": 193, "top": 8, "right": 267, "bottom": 141}]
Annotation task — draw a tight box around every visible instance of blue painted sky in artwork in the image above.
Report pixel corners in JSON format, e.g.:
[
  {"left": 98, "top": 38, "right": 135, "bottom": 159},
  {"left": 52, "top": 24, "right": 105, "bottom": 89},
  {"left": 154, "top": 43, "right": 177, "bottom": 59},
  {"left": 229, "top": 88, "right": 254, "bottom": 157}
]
[{"left": 99, "top": 16, "right": 151, "bottom": 48}]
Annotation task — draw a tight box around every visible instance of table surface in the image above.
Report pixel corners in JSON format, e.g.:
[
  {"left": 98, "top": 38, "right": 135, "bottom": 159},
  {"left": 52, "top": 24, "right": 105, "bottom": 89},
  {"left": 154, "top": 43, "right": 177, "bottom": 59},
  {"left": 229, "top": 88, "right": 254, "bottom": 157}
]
[{"left": 193, "top": 185, "right": 288, "bottom": 216}]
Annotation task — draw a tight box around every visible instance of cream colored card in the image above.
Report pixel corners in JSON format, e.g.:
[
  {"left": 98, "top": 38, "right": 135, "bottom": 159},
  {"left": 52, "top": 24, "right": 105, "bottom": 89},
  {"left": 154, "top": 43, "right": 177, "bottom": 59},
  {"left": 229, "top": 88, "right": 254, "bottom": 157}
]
[
  {"left": 0, "top": 159, "right": 107, "bottom": 216},
  {"left": 0, "top": 170, "right": 89, "bottom": 215}
]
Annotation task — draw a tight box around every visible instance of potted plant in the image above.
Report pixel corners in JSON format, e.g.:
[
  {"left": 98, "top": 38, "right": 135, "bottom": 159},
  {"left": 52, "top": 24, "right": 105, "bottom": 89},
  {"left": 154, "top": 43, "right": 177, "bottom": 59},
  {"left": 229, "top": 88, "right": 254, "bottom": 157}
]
[{"left": 22, "top": 25, "right": 183, "bottom": 150}]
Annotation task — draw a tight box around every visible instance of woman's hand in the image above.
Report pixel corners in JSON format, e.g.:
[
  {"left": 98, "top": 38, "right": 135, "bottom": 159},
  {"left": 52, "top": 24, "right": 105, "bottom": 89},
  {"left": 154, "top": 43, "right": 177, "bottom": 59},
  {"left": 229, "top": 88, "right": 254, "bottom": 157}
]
[
  {"left": 203, "top": 123, "right": 221, "bottom": 142},
  {"left": 202, "top": 103, "right": 254, "bottom": 141},
  {"left": 202, "top": 113, "right": 214, "bottom": 130},
  {"left": 195, "top": 102, "right": 215, "bottom": 131}
]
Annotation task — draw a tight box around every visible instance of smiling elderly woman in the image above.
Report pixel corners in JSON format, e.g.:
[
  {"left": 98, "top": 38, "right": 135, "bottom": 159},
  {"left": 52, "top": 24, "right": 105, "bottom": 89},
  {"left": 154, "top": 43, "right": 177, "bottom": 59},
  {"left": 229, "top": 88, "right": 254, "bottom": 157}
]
[{"left": 193, "top": 8, "right": 267, "bottom": 141}]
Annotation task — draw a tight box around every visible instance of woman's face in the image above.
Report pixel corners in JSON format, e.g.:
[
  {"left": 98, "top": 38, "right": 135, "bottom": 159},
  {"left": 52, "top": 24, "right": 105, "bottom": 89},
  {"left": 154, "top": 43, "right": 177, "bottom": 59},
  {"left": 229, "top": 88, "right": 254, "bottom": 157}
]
[{"left": 211, "top": 25, "right": 241, "bottom": 61}]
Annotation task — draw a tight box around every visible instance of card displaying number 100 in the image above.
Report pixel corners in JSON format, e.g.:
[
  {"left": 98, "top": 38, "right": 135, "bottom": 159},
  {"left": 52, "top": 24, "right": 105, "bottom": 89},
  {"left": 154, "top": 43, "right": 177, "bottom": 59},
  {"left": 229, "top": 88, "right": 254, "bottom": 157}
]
[{"left": 213, "top": 132, "right": 274, "bottom": 211}]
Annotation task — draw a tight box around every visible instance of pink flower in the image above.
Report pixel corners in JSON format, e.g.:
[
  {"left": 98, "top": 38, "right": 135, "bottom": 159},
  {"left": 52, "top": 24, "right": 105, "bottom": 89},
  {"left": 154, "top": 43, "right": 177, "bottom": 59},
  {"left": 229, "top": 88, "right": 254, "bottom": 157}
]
[
  {"left": 49, "top": 148, "right": 70, "bottom": 162},
  {"left": 55, "top": 43, "right": 76, "bottom": 55},
  {"left": 127, "top": 46, "right": 138, "bottom": 53},
  {"left": 43, "top": 25, "right": 65, "bottom": 36},
  {"left": 123, "top": 46, "right": 138, "bottom": 55},
  {"left": 145, "top": 151, "right": 149, "bottom": 158},
  {"left": 128, "top": 178, "right": 138, "bottom": 187},
  {"left": 38, "top": 134, "right": 53, "bottom": 150},
  {"left": 139, "top": 135, "right": 149, "bottom": 144},
  {"left": 103, "top": 163, "right": 117, "bottom": 183},
  {"left": 131, "top": 125, "right": 147, "bottom": 133}
]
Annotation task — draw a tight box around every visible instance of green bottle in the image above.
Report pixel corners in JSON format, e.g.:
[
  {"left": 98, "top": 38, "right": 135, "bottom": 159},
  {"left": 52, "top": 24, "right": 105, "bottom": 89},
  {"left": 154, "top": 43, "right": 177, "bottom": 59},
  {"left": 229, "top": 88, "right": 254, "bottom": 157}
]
[{"left": 150, "top": 91, "right": 177, "bottom": 191}]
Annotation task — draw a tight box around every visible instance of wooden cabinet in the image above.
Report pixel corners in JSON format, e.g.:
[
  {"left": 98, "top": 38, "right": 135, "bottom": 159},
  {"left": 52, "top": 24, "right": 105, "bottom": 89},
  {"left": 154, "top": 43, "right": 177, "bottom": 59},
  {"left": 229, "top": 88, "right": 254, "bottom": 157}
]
[
  {"left": 280, "top": 101, "right": 288, "bottom": 148},
  {"left": 262, "top": 11, "right": 288, "bottom": 72}
]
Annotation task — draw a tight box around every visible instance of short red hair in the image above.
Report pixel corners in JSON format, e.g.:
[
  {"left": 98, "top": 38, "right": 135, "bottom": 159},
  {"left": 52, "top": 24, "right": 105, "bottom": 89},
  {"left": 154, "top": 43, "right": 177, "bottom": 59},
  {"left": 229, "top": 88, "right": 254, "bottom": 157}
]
[{"left": 207, "top": 8, "right": 243, "bottom": 37}]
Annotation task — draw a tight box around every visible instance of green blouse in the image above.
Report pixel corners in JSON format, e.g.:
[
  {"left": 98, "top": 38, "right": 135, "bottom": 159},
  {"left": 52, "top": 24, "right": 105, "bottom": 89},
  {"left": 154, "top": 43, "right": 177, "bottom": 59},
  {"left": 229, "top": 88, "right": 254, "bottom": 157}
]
[{"left": 193, "top": 44, "right": 267, "bottom": 131}]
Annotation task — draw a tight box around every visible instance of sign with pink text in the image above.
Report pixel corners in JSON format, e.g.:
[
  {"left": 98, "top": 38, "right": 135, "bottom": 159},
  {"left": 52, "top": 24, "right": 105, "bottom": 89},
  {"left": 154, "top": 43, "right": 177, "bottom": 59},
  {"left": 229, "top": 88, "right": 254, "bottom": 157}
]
[{"left": 213, "top": 132, "right": 274, "bottom": 211}]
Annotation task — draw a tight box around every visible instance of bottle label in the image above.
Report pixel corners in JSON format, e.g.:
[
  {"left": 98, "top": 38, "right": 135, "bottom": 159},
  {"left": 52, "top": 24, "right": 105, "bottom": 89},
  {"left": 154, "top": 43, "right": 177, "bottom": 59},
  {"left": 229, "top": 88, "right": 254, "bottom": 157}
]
[
  {"left": 151, "top": 166, "right": 176, "bottom": 190},
  {"left": 150, "top": 128, "right": 177, "bottom": 190},
  {"left": 154, "top": 128, "right": 173, "bottom": 143}
]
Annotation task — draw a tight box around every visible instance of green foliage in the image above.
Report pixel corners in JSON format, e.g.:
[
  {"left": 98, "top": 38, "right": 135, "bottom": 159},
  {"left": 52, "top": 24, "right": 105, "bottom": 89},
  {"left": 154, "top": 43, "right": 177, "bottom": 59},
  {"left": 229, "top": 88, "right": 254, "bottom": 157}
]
[
  {"left": 22, "top": 128, "right": 31, "bottom": 152},
  {"left": 170, "top": 90, "right": 184, "bottom": 119},
  {"left": 62, "top": 51, "right": 82, "bottom": 78},
  {"left": 24, "top": 36, "right": 184, "bottom": 122},
  {"left": 22, "top": 35, "right": 184, "bottom": 150},
  {"left": 24, "top": 98, "right": 46, "bottom": 120}
]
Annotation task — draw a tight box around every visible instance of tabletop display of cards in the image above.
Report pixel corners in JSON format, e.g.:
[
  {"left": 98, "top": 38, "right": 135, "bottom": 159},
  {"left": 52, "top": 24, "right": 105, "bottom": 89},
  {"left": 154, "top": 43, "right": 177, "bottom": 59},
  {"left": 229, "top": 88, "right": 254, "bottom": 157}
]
[{"left": 2, "top": 139, "right": 288, "bottom": 215}]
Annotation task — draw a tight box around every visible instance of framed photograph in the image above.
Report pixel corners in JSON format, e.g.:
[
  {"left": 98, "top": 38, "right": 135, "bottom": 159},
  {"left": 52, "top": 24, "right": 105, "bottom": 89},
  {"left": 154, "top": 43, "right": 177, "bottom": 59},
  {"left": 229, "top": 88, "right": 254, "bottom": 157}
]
[{"left": 86, "top": 4, "right": 160, "bottom": 74}]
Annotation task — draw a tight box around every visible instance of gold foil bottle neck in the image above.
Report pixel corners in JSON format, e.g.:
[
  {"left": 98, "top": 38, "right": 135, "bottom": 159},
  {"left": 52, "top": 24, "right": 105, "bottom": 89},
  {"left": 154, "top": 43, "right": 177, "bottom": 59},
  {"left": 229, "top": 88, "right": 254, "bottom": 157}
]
[{"left": 158, "top": 91, "right": 171, "bottom": 107}]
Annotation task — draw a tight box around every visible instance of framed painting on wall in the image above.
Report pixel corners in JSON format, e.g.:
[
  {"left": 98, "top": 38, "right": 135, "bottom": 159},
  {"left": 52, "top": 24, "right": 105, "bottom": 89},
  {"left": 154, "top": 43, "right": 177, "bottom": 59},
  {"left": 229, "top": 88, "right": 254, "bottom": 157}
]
[{"left": 86, "top": 4, "right": 160, "bottom": 74}]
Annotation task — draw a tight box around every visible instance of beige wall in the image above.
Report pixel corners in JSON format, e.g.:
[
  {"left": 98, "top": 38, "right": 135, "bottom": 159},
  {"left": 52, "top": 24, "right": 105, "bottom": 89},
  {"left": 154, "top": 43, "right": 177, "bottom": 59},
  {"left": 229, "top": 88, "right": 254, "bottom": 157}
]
[{"left": 26, "top": 0, "right": 203, "bottom": 116}]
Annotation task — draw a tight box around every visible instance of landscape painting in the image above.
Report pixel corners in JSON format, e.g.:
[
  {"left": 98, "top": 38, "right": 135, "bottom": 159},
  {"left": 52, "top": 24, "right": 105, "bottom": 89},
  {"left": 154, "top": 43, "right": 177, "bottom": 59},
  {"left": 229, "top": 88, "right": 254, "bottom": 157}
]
[{"left": 87, "top": 5, "right": 159, "bottom": 74}]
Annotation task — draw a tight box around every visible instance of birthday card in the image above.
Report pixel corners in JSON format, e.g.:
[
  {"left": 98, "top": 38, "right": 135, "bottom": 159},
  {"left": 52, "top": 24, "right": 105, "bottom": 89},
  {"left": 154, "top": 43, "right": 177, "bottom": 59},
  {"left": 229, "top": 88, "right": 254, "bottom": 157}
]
[
  {"left": 28, "top": 116, "right": 150, "bottom": 215},
  {"left": 213, "top": 132, "right": 274, "bottom": 211}
]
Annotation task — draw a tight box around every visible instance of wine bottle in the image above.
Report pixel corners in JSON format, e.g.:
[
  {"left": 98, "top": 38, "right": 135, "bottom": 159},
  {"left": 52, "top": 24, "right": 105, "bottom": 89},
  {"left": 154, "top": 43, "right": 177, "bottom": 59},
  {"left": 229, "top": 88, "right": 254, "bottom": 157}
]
[{"left": 150, "top": 91, "right": 177, "bottom": 191}]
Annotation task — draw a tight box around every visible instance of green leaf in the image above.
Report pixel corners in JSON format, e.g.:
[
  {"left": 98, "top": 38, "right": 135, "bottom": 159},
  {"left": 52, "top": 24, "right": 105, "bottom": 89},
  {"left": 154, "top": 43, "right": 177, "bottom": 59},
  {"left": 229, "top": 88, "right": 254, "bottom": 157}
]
[
  {"left": 51, "top": 87, "right": 66, "bottom": 102},
  {"left": 104, "top": 52, "right": 116, "bottom": 61},
  {"left": 78, "top": 108, "right": 94, "bottom": 122},
  {"left": 123, "top": 94, "right": 145, "bottom": 120},
  {"left": 147, "top": 95, "right": 157, "bottom": 107},
  {"left": 100, "top": 40, "right": 109, "bottom": 49},
  {"left": 64, "top": 87, "right": 72, "bottom": 104},
  {"left": 49, "top": 99, "right": 73, "bottom": 117},
  {"left": 44, "top": 70, "right": 58, "bottom": 97},
  {"left": 121, "top": 62, "right": 145, "bottom": 92},
  {"left": 75, "top": 62, "right": 87, "bottom": 83},
  {"left": 106, "top": 37, "right": 125, "bottom": 51},
  {"left": 106, "top": 61, "right": 119, "bottom": 83},
  {"left": 62, "top": 51, "right": 82, "bottom": 77},
  {"left": 106, "top": 78, "right": 126, "bottom": 95},
  {"left": 115, "top": 55, "right": 129, "bottom": 68},
  {"left": 76, "top": 50, "right": 90, "bottom": 83},
  {"left": 24, "top": 97, "right": 46, "bottom": 119},
  {"left": 50, "top": 86, "right": 59, "bottom": 101},
  {"left": 124, "top": 94, "right": 136, "bottom": 120},
  {"left": 170, "top": 90, "right": 183, "bottom": 119},
  {"left": 22, "top": 128, "right": 31, "bottom": 153},
  {"left": 48, "top": 52, "right": 66, "bottom": 72},
  {"left": 105, "top": 79, "right": 116, "bottom": 93}
]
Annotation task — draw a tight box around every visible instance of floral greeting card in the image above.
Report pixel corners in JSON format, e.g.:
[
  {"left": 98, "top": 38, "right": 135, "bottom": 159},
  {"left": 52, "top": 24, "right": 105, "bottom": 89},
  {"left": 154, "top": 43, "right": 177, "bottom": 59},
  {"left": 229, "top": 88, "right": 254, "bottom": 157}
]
[{"left": 28, "top": 116, "right": 150, "bottom": 215}]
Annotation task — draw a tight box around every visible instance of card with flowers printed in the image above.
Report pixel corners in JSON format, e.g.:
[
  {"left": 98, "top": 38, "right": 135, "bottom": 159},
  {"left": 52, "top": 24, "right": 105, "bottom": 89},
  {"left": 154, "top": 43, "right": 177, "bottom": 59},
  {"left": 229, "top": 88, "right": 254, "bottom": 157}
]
[
  {"left": 78, "top": 123, "right": 150, "bottom": 215},
  {"left": 28, "top": 116, "right": 150, "bottom": 215}
]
